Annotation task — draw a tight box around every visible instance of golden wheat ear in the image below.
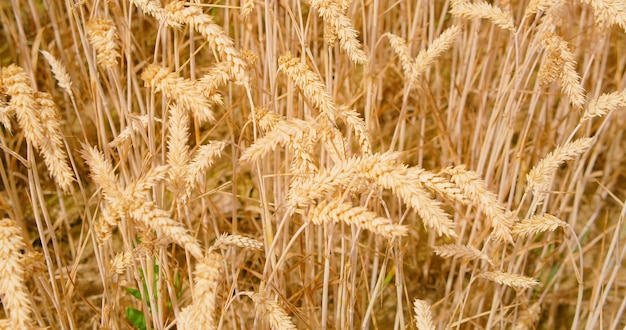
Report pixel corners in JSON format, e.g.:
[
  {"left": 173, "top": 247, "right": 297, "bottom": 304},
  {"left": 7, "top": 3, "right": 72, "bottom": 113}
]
[
  {"left": 0, "top": 219, "right": 33, "bottom": 328},
  {"left": 241, "top": 291, "right": 297, "bottom": 330},
  {"left": 178, "top": 252, "right": 224, "bottom": 330},
  {"left": 413, "top": 299, "right": 436, "bottom": 330}
]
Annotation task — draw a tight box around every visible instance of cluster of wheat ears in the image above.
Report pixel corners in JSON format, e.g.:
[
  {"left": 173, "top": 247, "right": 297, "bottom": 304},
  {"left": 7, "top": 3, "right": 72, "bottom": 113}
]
[{"left": 0, "top": 0, "right": 625, "bottom": 328}]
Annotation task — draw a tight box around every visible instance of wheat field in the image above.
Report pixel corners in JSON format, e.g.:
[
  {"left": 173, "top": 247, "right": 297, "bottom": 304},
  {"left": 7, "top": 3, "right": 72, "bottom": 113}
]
[{"left": 1, "top": 0, "right": 625, "bottom": 329}]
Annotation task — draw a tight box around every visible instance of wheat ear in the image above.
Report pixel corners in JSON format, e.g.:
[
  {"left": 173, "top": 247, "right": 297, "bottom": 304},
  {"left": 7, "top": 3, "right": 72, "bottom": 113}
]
[
  {"left": 581, "top": 89, "right": 626, "bottom": 122},
  {"left": 279, "top": 53, "right": 340, "bottom": 121},
  {"left": 308, "top": 199, "right": 408, "bottom": 238},
  {"left": 478, "top": 271, "right": 539, "bottom": 289},
  {"left": 375, "top": 165, "right": 457, "bottom": 238},
  {"left": 240, "top": 118, "right": 316, "bottom": 165},
  {"left": 513, "top": 303, "right": 542, "bottom": 330},
  {"left": 130, "top": 201, "right": 203, "bottom": 259},
  {"left": 109, "top": 114, "right": 150, "bottom": 149},
  {"left": 164, "top": 1, "right": 250, "bottom": 86},
  {"left": 166, "top": 103, "right": 191, "bottom": 194},
  {"left": 0, "top": 219, "right": 32, "bottom": 328},
  {"left": 433, "top": 244, "right": 494, "bottom": 266},
  {"left": 581, "top": 0, "right": 626, "bottom": 33},
  {"left": 287, "top": 152, "right": 401, "bottom": 209},
  {"left": 141, "top": 64, "right": 215, "bottom": 124},
  {"left": 86, "top": 17, "right": 121, "bottom": 69},
  {"left": 40, "top": 50, "right": 73, "bottom": 96},
  {"left": 526, "top": 137, "right": 595, "bottom": 196},
  {"left": 385, "top": 26, "right": 461, "bottom": 86},
  {"left": 413, "top": 299, "right": 436, "bottom": 330},
  {"left": 81, "top": 145, "right": 122, "bottom": 202},
  {"left": 179, "top": 252, "right": 224, "bottom": 330},
  {"left": 34, "top": 92, "right": 75, "bottom": 192},
  {"left": 512, "top": 214, "right": 567, "bottom": 239},
  {"left": 306, "top": 0, "right": 368, "bottom": 64},
  {"left": 539, "top": 32, "right": 586, "bottom": 108},
  {"left": 242, "top": 292, "right": 297, "bottom": 330},
  {"left": 107, "top": 250, "right": 133, "bottom": 283},
  {"left": 442, "top": 165, "right": 514, "bottom": 243},
  {"left": 184, "top": 141, "right": 226, "bottom": 197},
  {"left": 450, "top": 0, "right": 516, "bottom": 32},
  {"left": 525, "top": 0, "right": 559, "bottom": 16},
  {"left": 212, "top": 233, "right": 264, "bottom": 251},
  {"left": 279, "top": 53, "right": 371, "bottom": 154},
  {"left": 1, "top": 64, "right": 45, "bottom": 149}
]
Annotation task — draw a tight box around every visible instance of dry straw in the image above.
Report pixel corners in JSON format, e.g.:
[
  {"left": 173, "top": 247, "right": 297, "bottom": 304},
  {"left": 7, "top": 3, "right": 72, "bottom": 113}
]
[
  {"left": 413, "top": 299, "right": 436, "bottom": 330},
  {"left": 307, "top": 199, "right": 408, "bottom": 238},
  {"left": 0, "top": 219, "right": 32, "bottom": 328}
]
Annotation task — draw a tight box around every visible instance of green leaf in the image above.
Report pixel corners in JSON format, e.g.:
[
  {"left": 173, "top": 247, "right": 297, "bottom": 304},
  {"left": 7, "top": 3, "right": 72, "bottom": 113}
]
[
  {"left": 126, "top": 288, "right": 142, "bottom": 300},
  {"left": 126, "top": 307, "right": 147, "bottom": 330}
]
